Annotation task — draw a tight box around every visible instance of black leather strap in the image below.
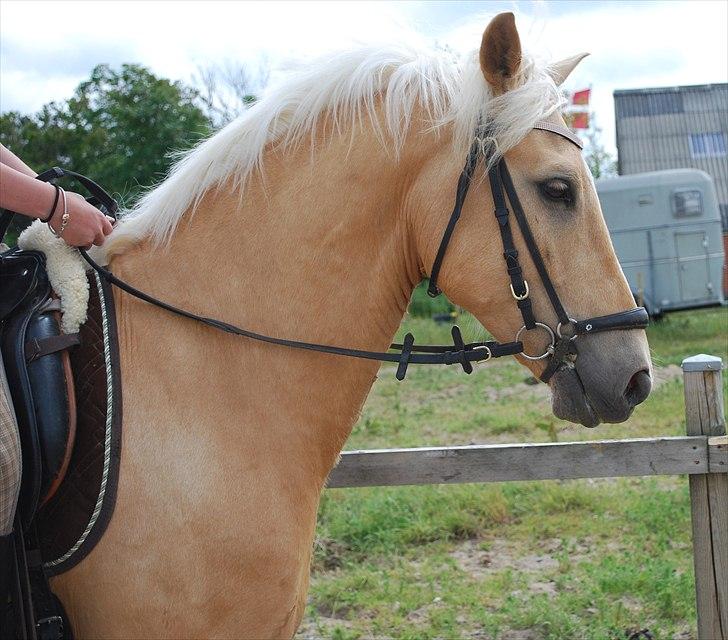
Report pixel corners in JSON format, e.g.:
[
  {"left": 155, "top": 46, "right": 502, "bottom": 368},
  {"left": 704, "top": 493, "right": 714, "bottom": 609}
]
[
  {"left": 8, "top": 167, "right": 521, "bottom": 380},
  {"left": 498, "top": 160, "right": 571, "bottom": 326},
  {"left": 539, "top": 338, "right": 576, "bottom": 383},
  {"left": 35, "top": 168, "right": 118, "bottom": 216},
  {"left": 79, "top": 249, "right": 522, "bottom": 379},
  {"left": 427, "top": 143, "right": 479, "bottom": 297},
  {"left": 489, "top": 163, "right": 536, "bottom": 330},
  {"left": 396, "top": 333, "right": 415, "bottom": 380},
  {"left": 574, "top": 307, "right": 649, "bottom": 336},
  {"left": 25, "top": 333, "right": 81, "bottom": 364},
  {"left": 0, "top": 210, "right": 12, "bottom": 244}
]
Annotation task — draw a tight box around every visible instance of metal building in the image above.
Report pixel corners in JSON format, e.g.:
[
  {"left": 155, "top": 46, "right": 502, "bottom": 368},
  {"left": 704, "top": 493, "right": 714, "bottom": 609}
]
[{"left": 614, "top": 83, "right": 728, "bottom": 230}]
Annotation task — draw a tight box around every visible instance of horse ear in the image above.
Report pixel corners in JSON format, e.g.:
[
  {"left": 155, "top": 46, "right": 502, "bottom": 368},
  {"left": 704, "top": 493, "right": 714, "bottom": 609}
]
[
  {"left": 548, "top": 53, "right": 590, "bottom": 86},
  {"left": 479, "top": 12, "right": 522, "bottom": 94}
]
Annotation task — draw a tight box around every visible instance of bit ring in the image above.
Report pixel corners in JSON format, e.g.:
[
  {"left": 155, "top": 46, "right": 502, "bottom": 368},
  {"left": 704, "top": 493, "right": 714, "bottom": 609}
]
[
  {"left": 556, "top": 318, "right": 579, "bottom": 341},
  {"left": 515, "top": 322, "right": 556, "bottom": 360}
]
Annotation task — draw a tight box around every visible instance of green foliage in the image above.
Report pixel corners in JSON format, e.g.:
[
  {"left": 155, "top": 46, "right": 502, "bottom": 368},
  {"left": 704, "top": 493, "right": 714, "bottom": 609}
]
[
  {"left": 407, "top": 280, "right": 455, "bottom": 318},
  {"left": 1, "top": 64, "right": 210, "bottom": 209}
]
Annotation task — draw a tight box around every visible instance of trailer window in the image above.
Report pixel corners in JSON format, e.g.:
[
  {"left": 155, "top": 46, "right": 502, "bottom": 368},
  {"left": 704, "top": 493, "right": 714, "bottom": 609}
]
[{"left": 672, "top": 189, "right": 702, "bottom": 217}]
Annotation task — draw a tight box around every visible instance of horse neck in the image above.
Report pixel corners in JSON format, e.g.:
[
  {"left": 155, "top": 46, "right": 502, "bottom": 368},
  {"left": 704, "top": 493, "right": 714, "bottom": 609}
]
[{"left": 111, "top": 116, "right": 434, "bottom": 476}]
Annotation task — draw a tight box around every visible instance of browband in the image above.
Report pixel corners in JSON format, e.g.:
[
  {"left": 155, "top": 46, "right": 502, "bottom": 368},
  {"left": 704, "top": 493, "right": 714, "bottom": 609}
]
[{"left": 532, "top": 121, "right": 583, "bottom": 149}]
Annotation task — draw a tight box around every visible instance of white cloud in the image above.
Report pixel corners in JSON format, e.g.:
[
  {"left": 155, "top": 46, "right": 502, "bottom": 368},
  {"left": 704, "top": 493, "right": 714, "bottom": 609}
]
[
  {"left": 514, "top": 1, "right": 728, "bottom": 151},
  {"left": 435, "top": 1, "right": 727, "bottom": 152},
  {"left": 1, "top": 0, "right": 726, "bottom": 156}
]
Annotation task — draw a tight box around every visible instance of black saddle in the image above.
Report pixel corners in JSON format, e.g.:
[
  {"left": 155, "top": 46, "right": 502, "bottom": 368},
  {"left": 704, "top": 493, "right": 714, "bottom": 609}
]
[
  {"left": 1, "top": 247, "right": 78, "bottom": 640},
  {"left": 0, "top": 248, "right": 78, "bottom": 525}
]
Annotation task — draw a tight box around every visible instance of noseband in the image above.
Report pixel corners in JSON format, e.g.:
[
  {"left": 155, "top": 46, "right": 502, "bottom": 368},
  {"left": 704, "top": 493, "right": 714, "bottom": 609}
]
[
  {"left": 19, "top": 122, "right": 647, "bottom": 382},
  {"left": 426, "top": 121, "right": 649, "bottom": 382}
]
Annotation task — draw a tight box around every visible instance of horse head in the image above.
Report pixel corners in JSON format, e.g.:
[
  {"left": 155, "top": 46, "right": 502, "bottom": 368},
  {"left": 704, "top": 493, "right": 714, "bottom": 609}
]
[{"left": 411, "top": 13, "right": 651, "bottom": 427}]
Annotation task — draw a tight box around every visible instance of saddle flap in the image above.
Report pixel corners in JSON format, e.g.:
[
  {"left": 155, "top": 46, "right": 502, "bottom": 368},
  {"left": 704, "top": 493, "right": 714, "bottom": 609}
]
[
  {"left": 0, "top": 248, "right": 76, "bottom": 527},
  {"left": 0, "top": 250, "right": 46, "bottom": 321}
]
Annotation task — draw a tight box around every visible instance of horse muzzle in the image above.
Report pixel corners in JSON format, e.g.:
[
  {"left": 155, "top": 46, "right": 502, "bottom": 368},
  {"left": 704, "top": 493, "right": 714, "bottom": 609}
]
[{"left": 548, "top": 329, "right": 652, "bottom": 428}]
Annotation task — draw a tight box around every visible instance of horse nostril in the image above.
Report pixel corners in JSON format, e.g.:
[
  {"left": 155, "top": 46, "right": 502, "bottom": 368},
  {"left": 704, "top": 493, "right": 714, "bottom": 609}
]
[{"left": 624, "top": 369, "right": 651, "bottom": 408}]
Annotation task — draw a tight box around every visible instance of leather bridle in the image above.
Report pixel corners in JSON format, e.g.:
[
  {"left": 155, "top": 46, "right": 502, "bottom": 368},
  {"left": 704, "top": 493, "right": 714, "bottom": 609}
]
[
  {"left": 427, "top": 121, "right": 649, "bottom": 382},
  {"left": 9, "top": 123, "right": 647, "bottom": 382}
]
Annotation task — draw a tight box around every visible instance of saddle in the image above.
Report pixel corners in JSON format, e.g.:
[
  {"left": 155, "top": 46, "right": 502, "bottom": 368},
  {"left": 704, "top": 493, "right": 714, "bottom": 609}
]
[
  {"left": 1, "top": 249, "right": 79, "bottom": 527},
  {"left": 1, "top": 245, "right": 122, "bottom": 640}
]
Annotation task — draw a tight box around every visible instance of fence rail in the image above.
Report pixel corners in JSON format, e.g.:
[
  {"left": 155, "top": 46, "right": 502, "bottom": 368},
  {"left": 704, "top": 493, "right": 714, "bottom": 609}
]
[
  {"left": 327, "top": 354, "right": 727, "bottom": 640},
  {"left": 328, "top": 435, "right": 726, "bottom": 488}
]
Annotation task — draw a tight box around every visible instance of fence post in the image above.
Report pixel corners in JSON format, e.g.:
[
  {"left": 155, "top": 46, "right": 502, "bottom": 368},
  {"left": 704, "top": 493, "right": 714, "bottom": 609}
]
[{"left": 683, "top": 354, "right": 727, "bottom": 640}]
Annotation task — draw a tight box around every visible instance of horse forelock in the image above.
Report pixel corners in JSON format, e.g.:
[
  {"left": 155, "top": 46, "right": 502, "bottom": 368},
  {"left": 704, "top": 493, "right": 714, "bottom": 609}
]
[{"left": 100, "top": 37, "right": 564, "bottom": 261}]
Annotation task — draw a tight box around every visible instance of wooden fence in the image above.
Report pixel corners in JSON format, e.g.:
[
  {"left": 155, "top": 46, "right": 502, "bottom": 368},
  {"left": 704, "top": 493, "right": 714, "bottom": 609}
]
[{"left": 327, "top": 354, "right": 727, "bottom": 640}]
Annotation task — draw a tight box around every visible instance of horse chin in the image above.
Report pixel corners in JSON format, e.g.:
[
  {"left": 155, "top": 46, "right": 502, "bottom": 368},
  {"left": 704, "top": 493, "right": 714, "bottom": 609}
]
[{"left": 549, "top": 365, "right": 602, "bottom": 428}]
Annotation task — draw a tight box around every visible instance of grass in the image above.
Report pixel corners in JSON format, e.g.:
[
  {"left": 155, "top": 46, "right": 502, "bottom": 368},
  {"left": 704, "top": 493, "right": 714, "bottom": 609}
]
[{"left": 300, "top": 306, "right": 727, "bottom": 639}]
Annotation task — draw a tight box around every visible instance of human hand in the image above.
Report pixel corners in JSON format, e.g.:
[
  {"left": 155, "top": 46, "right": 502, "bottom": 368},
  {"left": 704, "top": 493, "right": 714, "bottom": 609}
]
[{"left": 49, "top": 191, "right": 114, "bottom": 247}]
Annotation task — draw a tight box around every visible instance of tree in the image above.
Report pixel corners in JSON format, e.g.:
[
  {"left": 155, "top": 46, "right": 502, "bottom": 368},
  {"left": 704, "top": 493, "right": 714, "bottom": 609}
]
[
  {"left": 1, "top": 64, "right": 211, "bottom": 207},
  {"left": 583, "top": 114, "right": 617, "bottom": 180},
  {"left": 192, "top": 60, "right": 269, "bottom": 128}
]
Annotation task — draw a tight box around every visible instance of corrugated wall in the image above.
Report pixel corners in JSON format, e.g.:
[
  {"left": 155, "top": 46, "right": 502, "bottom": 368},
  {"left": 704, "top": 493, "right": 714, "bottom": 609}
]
[{"left": 614, "top": 84, "right": 728, "bottom": 230}]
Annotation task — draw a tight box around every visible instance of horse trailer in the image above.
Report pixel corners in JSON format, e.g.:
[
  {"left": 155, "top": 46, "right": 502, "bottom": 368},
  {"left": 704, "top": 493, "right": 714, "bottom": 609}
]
[{"left": 596, "top": 168, "right": 725, "bottom": 316}]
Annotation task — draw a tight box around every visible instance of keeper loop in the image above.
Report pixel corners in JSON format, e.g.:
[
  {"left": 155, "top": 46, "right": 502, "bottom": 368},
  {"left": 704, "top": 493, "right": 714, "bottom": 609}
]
[
  {"left": 450, "top": 325, "right": 473, "bottom": 374},
  {"left": 495, "top": 208, "right": 510, "bottom": 226},
  {"left": 396, "top": 333, "right": 415, "bottom": 380}
]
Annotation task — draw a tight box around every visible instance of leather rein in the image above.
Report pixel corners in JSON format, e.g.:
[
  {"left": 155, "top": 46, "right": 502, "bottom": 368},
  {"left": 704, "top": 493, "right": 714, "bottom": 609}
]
[{"left": 9, "top": 122, "right": 647, "bottom": 381}]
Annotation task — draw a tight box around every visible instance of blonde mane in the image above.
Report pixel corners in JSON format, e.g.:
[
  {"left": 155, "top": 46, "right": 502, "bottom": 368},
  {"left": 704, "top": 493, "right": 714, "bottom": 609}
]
[{"left": 104, "top": 39, "right": 564, "bottom": 257}]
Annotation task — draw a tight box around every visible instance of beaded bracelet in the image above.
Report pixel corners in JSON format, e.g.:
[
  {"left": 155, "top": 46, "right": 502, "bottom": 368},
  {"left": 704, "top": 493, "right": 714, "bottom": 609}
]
[{"left": 41, "top": 184, "right": 60, "bottom": 223}]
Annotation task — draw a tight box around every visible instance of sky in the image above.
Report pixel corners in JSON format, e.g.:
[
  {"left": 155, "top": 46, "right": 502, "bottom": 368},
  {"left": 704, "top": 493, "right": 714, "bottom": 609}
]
[{"left": 1, "top": 0, "right": 726, "bottom": 155}]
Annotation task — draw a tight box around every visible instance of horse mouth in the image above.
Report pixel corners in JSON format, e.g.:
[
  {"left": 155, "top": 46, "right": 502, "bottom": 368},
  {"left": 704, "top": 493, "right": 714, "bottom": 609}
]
[{"left": 549, "top": 365, "right": 605, "bottom": 428}]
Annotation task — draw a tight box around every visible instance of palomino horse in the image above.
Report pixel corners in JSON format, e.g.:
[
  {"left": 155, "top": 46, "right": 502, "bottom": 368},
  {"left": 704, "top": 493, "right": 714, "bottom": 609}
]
[{"left": 51, "top": 12, "right": 651, "bottom": 638}]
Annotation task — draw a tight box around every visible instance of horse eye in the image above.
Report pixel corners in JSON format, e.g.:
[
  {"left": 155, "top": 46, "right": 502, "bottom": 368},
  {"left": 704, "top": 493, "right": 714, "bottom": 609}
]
[{"left": 540, "top": 179, "right": 573, "bottom": 204}]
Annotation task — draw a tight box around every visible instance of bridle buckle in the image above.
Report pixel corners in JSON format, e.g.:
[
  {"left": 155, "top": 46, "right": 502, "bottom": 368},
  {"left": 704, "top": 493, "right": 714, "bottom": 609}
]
[
  {"left": 472, "top": 345, "right": 492, "bottom": 362},
  {"left": 510, "top": 280, "right": 529, "bottom": 301}
]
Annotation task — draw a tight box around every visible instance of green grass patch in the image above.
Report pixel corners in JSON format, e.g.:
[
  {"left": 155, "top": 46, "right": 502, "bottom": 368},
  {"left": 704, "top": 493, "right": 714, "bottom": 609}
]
[{"left": 302, "top": 307, "right": 726, "bottom": 638}]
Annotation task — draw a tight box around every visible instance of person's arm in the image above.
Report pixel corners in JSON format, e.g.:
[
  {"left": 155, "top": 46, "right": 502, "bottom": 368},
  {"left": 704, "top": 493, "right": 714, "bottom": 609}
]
[
  {"left": 0, "top": 144, "right": 36, "bottom": 177},
  {"left": 0, "top": 162, "right": 113, "bottom": 246},
  {"left": 0, "top": 163, "right": 56, "bottom": 219}
]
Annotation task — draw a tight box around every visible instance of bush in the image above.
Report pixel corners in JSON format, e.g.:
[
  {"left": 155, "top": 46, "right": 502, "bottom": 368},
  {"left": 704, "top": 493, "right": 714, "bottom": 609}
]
[{"left": 407, "top": 280, "right": 455, "bottom": 318}]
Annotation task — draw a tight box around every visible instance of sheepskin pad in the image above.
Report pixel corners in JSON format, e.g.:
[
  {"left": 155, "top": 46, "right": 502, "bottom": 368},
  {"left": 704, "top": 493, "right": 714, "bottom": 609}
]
[{"left": 18, "top": 221, "right": 89, "bottom": 333}]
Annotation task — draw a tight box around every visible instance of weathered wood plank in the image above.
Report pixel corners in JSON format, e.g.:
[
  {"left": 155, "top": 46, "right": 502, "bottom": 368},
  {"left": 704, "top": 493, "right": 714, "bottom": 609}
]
[
  {"left": 709, "top": 436, "right": 728, "bottom": 473},
  {"left": 683, "top": 354, "right": 726, "bottom": 640},
  {"left": 327, "top": 436, "right": 712, "bottom": 488},
  {"left": 708, "top": 473, "right": 728, "bottom": 638}
]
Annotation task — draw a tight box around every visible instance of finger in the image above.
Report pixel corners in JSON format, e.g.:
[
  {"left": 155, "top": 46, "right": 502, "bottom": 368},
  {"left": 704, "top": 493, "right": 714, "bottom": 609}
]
[{"left": 101, "top": 216, "right": 114, "bottom": 235}]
